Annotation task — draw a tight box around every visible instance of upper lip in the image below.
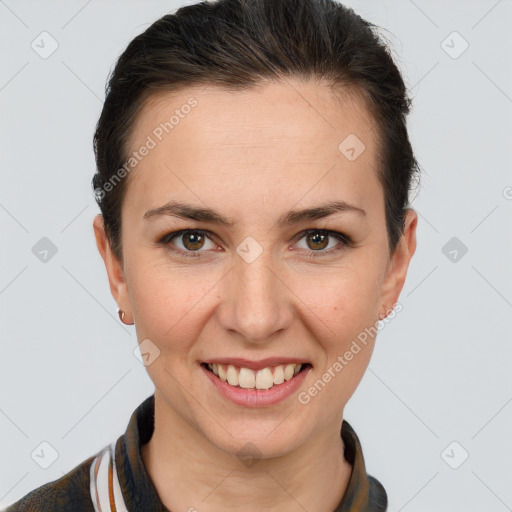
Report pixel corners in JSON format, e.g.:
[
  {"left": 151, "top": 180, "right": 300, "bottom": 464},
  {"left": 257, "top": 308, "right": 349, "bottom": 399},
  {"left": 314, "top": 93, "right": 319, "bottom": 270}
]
[{"left": 202, "top": 357, "right": 311, "bottom": 371}]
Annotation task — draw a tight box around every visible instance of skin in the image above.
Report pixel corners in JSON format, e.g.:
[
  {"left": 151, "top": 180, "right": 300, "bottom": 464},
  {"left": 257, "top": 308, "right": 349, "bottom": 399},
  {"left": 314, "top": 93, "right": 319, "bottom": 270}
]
[{"left": 93, "top": 78, "right": 417, "bottom": 512}]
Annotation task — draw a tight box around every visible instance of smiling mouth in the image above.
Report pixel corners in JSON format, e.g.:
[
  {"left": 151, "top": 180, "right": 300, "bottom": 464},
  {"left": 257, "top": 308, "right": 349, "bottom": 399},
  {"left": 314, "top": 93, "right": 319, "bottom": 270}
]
[{"left": 201, "top": 362, "right": 312, "bottom": 391}]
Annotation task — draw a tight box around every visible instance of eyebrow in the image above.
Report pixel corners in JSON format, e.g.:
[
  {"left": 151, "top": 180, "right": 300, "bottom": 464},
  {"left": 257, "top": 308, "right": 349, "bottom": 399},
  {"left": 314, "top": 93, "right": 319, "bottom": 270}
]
[{"left": 143, "top": 200, "right": 366, "bottom": 226}]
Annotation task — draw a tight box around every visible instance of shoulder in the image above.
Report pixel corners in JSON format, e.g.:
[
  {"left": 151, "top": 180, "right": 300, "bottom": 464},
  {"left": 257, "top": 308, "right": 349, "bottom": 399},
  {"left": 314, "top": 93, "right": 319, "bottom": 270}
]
[{"left": 2, "top": 454, "right": 96, "bottom": 512}]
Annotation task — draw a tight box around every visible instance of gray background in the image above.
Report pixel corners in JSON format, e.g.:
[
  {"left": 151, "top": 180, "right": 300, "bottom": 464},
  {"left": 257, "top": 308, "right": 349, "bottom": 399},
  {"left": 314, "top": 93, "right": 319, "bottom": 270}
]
[{"left": 1, "top": 0, "right": 511, "bottom": 510}]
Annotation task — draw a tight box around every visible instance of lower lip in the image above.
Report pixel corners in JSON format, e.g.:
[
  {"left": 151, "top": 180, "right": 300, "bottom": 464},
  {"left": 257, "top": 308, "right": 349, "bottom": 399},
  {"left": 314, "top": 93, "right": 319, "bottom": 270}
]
[{"left": 201, "top": 364, "right": 311, "bottom": 408}]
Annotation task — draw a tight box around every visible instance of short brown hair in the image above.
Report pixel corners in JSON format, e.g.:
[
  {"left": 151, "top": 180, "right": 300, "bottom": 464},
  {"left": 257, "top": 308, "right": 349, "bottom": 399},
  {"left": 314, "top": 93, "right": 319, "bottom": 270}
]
[{"left": 92, "top": 0, "right": 420, "bottom": 263}]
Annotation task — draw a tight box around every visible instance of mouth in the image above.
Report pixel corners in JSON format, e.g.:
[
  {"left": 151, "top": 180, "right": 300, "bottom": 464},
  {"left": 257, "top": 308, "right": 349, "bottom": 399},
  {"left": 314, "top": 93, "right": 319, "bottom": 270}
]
[{"left": 201, "top": 361, "right": 313, "bottom": 391}]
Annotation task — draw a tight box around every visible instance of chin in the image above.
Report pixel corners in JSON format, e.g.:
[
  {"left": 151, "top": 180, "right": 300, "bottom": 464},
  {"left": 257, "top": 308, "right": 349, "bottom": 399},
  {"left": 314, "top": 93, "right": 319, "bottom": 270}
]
[{"left": 200, "top": 415, "right": 311, "bottom": 462}]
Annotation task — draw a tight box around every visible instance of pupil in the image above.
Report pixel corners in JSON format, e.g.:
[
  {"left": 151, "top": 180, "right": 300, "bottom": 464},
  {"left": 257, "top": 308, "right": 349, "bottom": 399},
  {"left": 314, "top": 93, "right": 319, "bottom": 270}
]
[
  {"left": 185, "top": 232, "right": 203, "bottom": 250},
  {"left": 308, "top": 232, "right": 327, "bottom": 250}
]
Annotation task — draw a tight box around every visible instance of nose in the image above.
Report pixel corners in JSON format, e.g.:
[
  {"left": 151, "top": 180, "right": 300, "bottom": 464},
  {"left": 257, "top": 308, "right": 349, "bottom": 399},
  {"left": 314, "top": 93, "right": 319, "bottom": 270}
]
[{"left": 216, "top": 247, "right": 293, "bottom": 344}]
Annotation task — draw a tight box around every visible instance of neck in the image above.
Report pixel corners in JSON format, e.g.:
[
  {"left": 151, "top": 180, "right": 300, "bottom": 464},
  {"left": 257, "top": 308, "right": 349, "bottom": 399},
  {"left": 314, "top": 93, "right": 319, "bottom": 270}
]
[{"left": 141, "top": 393, "right": 353, "bottom": 512}]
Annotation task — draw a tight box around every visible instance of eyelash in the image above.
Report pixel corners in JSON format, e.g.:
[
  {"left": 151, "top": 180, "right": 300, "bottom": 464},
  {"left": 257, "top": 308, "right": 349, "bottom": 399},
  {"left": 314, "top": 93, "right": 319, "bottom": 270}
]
[{"left": 158, "top": 228, "right": 353, "bottom": 259}]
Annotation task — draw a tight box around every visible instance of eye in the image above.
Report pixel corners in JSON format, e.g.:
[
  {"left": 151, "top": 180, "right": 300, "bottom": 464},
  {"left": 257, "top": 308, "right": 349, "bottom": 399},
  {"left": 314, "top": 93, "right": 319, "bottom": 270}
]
[
  {"left": 294, "top": 229, "right": 352, "bottom": 258},
  {"left": 158, "top": 228, "right": 352, "bottom": 259},
  {"left": 159, "top": 229, "right": 219, "bottom": 257}
]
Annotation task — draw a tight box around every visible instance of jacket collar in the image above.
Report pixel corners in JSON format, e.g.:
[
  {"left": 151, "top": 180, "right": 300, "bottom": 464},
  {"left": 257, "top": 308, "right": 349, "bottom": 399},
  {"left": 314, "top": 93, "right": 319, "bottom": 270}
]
[{"left": 114, "top": 394, "right": 387, "bottom": 511}]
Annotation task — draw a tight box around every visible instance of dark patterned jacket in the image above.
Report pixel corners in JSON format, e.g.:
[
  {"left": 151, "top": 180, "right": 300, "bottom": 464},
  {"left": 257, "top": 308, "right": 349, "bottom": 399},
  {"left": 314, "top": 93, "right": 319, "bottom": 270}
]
[{"left": 3, "top": 394, "right": 387, "bottom": 511}]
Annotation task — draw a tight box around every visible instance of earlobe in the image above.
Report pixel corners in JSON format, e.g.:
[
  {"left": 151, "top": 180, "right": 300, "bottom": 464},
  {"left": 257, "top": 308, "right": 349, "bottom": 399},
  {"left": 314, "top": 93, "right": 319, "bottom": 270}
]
[
  {"left": 93, "top": 214, "right": 132, "bottom": 320},
  {"left": 379, "top": 209, "right": 418, "bottom": 317}
]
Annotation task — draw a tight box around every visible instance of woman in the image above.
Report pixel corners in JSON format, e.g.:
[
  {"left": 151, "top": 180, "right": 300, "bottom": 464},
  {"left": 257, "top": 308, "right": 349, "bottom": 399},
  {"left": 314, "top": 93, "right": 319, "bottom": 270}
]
[{"left": 4, "top": 0, "right": 418, "bottom": 510}]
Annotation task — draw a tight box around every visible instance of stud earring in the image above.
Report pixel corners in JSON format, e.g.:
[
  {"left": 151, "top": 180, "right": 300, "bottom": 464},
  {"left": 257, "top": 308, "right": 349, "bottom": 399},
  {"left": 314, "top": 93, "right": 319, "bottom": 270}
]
[{"left": 117, "top": 308, "right": 134, "bottom": 325}]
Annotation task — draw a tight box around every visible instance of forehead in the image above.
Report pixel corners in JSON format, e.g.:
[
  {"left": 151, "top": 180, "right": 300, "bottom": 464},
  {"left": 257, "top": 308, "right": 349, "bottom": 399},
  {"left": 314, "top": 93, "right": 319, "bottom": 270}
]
[{"left": 122, "top": 79, "right": 381, "bottom": 219}]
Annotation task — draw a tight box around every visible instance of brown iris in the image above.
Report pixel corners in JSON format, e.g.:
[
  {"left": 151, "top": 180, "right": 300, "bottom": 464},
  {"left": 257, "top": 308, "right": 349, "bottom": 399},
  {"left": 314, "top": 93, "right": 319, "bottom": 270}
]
[
  {"left": 182, "top": 232, "right": 205, "bottom": 251},
  {"left": 306, "top": 231, "right": 329, "bottom": 251}
]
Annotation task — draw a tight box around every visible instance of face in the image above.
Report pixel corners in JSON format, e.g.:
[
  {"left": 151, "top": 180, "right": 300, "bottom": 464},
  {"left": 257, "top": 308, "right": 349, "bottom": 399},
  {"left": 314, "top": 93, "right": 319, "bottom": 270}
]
[{"left": 94, "top": 79, "right": 417, "bottom": 458}]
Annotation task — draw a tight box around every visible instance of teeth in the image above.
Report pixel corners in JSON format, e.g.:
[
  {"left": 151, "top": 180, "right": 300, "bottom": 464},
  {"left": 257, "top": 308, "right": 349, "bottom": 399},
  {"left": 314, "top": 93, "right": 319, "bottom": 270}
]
[
  {"left": 226, "top": 365, "right": 238, "bottom": 386},
  {"left": 255, "top": 367, "right": 274, "bottom": 390},
  {"left": 218, "top": 363, "right": 227, "bottom": 382},
  {"left": 239, "top": 367, "right": 255, "bottom": 389},
  {"left": 273, "top": 365, "right": 284, "bottom": 385},
  {"left": 284, "top": 364, "right": 295, "bottom": 381},
  {"left": 206, "top": 362, "right": 305, "bottom": 390}
]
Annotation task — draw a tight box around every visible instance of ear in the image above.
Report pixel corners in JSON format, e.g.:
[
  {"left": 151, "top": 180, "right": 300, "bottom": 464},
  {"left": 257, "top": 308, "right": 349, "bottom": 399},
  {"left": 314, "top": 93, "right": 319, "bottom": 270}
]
[
  {"left": 379, "top": 208, "right": 418, "bottom": 316},
  {"left": 93, "top": 214, "right": 133, "bottom": 322}
]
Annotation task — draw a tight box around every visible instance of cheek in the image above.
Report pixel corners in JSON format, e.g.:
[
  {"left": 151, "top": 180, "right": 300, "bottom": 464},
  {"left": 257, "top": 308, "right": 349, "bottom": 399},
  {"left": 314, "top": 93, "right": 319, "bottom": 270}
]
[
  {"left": 128, "top": 262, "right": 211, "bottom": 352},
  {"left": 294, "top": 258, "right": 385, "bottom": 392},
  {"left": 303, "top": 261, "right": 384, "bottom": 333},
  {"left": 304, "top": 272, "right": 382, "bottom": 406}
]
